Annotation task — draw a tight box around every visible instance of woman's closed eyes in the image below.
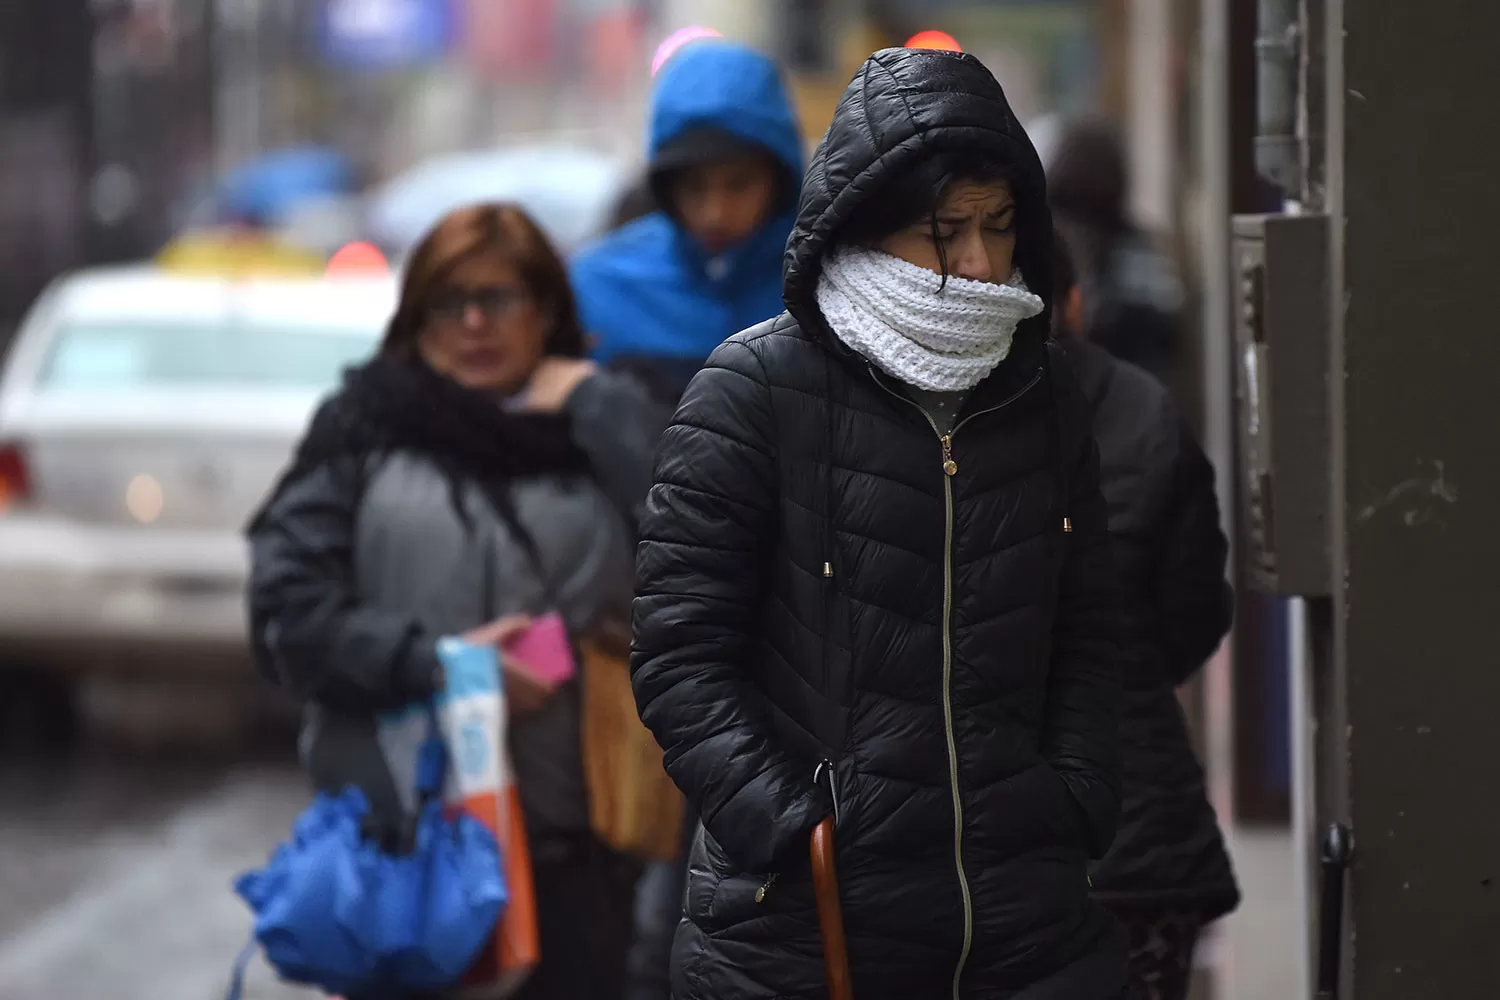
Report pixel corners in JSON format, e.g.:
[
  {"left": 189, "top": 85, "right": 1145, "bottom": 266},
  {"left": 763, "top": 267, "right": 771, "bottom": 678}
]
[{"left": 929, "top": 206, "right": 1016, "bottom": 244}]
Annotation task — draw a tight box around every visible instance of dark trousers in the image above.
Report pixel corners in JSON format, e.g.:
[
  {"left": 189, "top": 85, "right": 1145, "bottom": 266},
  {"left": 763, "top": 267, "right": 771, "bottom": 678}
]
[
  {"left": 1110, "top": 907, "right": 1202, "bottom": 1000},
  {"left": 625, "top": 810, "right": 698, "bottom": 1000},
  {"left": 513, "top": 834, "right": 642, "bottom": 1000}
]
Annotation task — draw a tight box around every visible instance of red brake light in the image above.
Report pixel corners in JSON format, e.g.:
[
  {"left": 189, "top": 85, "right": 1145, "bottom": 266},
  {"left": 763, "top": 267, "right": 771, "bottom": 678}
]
[
  {"left": 326, "top": 241, "right": 390, "bottom": 277},
  {"left": 0, "top": 444, "right": 31, "bottom": 511}
]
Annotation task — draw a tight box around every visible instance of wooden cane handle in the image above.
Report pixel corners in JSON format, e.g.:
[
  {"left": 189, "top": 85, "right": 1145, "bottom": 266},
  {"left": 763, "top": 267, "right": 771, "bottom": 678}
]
[{"left": 811, "top": 817, "right": 854, "bottom": 1000}]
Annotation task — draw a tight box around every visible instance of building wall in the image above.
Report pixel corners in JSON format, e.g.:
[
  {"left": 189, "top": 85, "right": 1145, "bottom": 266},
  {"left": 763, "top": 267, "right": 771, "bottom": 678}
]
[{"left": 0, "top": 1, "right": 92, "bottom": 347}]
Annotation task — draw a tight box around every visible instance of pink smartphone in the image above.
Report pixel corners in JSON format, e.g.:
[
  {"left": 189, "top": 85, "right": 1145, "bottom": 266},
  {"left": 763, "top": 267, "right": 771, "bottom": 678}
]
[{"left": 499, "top": 611, "right": 577, "bottom": 686}]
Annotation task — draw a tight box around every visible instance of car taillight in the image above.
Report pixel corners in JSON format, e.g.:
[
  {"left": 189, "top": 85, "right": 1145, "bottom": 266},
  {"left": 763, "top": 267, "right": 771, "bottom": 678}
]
[{"left": 0, "top": 443, "right": 31, "bottom": 511}]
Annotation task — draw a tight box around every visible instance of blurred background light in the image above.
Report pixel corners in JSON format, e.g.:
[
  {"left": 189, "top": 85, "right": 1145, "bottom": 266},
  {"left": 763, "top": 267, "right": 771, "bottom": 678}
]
[
  {"left": 904, "top": 30, "right": 963, "bottom": 53},
  {"left": 325, "top": 240, "right": 390, "bottom": 277},
  {"left": 651, "top": 25, "right": 724, "bottom": 76}
]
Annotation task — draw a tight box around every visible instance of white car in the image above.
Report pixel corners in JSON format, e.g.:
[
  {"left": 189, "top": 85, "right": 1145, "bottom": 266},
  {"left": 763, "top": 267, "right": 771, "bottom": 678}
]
[{"left": 0, "top": 265, "right": 394, "bottom": 672}]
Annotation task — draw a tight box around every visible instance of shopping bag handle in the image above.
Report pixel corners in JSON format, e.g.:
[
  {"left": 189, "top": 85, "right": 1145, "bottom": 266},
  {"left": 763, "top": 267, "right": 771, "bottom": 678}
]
[{"left": 811, "top": 816, "right": 853, "bottom": 1000}]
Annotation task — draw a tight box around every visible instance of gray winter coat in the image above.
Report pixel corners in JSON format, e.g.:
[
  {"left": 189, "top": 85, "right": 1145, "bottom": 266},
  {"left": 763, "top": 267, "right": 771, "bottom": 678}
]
[{"left": 247, "top": 372, "right": 665, "bottom": 841}]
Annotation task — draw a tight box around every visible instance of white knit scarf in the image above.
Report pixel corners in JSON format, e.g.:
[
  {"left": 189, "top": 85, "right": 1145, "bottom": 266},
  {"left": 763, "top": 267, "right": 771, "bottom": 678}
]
[{"left": 816, "top": 246, "right": 1045, "bottom": 392}]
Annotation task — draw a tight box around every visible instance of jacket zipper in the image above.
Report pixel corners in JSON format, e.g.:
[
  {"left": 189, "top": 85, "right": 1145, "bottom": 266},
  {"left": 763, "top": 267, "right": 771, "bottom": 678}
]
[
  {"left": 869, "top": 365, "right": 1042, "bottom": 999},
  {"left": 936, "top": 426, "right": 969, "bottom": 1000}
]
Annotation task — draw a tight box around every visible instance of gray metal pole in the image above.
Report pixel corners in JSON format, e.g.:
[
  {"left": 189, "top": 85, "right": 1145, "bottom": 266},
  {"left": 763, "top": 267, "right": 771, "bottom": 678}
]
[
  {"left": 1254, "top": 0, "right": 1300, "bottom": 197},
  {"left": 1193, "top": 4, "right": 1239, "bottom": 991}
]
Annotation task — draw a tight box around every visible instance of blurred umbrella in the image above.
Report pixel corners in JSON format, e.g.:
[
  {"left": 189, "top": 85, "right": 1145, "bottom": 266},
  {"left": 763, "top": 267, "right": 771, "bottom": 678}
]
[
  {"left": 368, "top": 146, "right": 625, "bottom": 255},
  {"left": 274, "top": 193, "right": 367, "bottom": 257},
  {"left": 219, "top": 146, "right": 355, "bottom": 227}
]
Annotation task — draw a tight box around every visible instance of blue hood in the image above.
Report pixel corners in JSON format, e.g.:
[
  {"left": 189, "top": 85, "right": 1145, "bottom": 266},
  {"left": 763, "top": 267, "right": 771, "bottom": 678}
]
[
  {"left": 647, "top": 41, "right": 804, "bottom": 180},
  {"left": 571, "top": 41, "right": 803, "bottom": 370}
]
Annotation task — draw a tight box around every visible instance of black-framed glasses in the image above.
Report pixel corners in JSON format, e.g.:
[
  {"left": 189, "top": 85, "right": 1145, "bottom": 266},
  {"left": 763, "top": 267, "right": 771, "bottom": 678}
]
[{"left": 428, "top": 285, "right": 527, "bottom": 323}]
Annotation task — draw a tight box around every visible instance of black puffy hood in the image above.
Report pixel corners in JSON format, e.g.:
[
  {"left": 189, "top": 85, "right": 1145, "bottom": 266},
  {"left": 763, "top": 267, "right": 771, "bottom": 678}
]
[{"left": 783, "top": 48, "right": 1054, "bottom": 345}]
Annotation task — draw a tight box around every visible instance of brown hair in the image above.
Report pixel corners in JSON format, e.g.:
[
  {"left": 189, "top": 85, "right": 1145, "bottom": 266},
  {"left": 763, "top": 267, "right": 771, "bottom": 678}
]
[{"left": 381, "top": 202, "right": 586, "bottom": 359}]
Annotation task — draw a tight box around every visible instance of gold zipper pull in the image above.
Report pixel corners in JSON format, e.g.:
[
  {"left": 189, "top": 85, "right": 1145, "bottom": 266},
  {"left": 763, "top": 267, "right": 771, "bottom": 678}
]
[
  {"left": 1063, "top": 517, "right": 1073, "bottom": 533},
  {"left": 755, "top": 872, "right": 779, "bottom": 903},
  {"left": 823, "top": 561, "right": 833, "bottom": 578},
  {"left": 941, "top": 435, "right": 957, "bottom": 476}
]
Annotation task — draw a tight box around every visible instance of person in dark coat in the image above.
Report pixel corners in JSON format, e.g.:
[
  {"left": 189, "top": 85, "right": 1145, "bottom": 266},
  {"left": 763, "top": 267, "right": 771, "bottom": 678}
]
[
  {"left": 247, "top": 204, "right": 667, "bottom": 1000},
  {"left": 1046, "top": 117, "right": 1183, "bottom": 384},
  {"left": 1053, "top": 236, "right": 1239, "bottom": 1000},
  {"left": 631, "top": 48, "right": 1127, "bottom": 1000}
]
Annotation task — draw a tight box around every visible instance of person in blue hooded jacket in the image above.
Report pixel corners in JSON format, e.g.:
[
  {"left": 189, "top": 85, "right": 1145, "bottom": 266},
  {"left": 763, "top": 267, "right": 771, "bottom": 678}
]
[
  {"left": 571, "top": 39, "right": 804, "bottom": 406},
  {"left": 572, "top": 40, "right": 803, "bottom": 1000}
]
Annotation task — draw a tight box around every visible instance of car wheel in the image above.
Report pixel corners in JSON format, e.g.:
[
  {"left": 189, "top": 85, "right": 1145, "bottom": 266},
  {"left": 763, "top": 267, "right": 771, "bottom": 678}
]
[{"left": 0, "top": 666, "right": 80, "bottom": 755}]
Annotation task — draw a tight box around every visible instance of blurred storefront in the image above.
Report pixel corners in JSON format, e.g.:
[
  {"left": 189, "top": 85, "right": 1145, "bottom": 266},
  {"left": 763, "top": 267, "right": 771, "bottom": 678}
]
[
  {"left": 0, "top": 0, "right": 214, "bottom": 351},
  {"left": 763, "top": 1, "right": 1107, "bottom": 144},
  {"left": 92, "top": 0, "right": 217, "bottom": 256},
  {"left": 2, "top": 0, "right": 667, "bottom": 353},
  {"left": 0, "top": 2, "right": 92, "bottom": 346}
]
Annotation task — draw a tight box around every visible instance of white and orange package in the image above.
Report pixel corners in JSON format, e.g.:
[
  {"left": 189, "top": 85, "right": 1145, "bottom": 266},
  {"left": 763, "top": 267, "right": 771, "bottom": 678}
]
[{"left": 379, "top": 637, "right": 539, "bottom": 997}]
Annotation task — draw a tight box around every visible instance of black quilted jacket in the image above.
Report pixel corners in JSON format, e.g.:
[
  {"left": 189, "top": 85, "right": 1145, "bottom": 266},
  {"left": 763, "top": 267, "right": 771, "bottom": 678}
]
[
  {"left": 1069, "top": 339, "right": 1239, "bottom": 920},
  {"left": 631, "top": 49, "right": 1126, "bottom": 999}
]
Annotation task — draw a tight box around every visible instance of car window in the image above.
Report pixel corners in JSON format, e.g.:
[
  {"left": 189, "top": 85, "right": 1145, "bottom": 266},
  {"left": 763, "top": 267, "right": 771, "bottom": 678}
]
[{"left": 39, "top": 320, "right": 378, "bottom": 389}]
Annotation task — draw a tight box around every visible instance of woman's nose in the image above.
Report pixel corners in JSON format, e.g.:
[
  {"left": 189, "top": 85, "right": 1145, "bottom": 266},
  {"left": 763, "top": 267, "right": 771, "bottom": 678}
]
[
  {"left": 462, "top": 302, "right": 488, "bottom": 328},
  {"left": 950, "top": 231, "right": 994, "bottom": 283}
]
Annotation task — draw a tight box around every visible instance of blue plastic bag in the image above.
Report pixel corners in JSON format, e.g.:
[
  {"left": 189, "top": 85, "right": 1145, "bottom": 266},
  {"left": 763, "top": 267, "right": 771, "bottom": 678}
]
[{"left": 228, "top": 709, "right": 506, "bottom": 999}]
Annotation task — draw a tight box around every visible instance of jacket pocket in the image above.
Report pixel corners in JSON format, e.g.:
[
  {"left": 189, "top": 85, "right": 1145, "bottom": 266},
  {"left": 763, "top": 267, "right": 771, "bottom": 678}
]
[
  {"left": 1039, "top": 763, "right": 1093, "bottom": 855},
  {"left": 688, "top": 826, "right": 815, "bottom": 934}
]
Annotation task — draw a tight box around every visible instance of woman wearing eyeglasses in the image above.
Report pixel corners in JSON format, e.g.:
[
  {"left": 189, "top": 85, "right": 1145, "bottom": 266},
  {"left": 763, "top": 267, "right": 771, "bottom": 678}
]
[{"left": 246, "top": 204, "right": 666, "bottom": 1000}]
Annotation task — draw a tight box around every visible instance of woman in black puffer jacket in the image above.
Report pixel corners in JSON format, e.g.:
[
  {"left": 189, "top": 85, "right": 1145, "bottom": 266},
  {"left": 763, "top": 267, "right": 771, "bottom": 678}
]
[
  {"left": 1052, "top": 237, "right": 1239, "bottom": 1000},
  {"left": 631, "top": 48, "right": 1127, "bottom": 1000}
]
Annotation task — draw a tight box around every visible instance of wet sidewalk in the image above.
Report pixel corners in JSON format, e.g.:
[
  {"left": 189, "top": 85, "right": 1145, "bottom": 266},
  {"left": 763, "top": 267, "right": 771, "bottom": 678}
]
[
  {"left": 0, "top": 745, "right": 1304, "bottom": 1000},
  {"left": 0, "top": 758, "right": 316, "bottom": 1000},
  {"left": 1198, "top": 824, "right": 1301, "bottom": 1000}
]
